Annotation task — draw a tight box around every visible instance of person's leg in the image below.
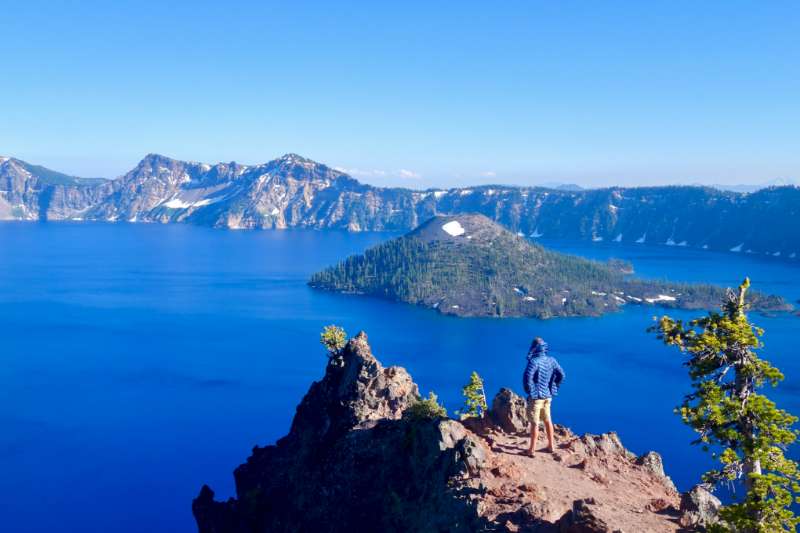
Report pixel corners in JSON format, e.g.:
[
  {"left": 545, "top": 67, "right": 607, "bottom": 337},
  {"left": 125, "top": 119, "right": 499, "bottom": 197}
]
[
  {"left": 543, "top": 399, "right": 555, "bottom": 452},
  {"left": 528, "top": 399, "right": 543, "bottom": 455}
]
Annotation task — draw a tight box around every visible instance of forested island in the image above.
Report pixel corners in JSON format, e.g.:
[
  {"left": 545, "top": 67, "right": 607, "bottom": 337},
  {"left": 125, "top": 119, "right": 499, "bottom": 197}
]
[{"left": 309, "top": 215, "right": 791, "bottom": 318}]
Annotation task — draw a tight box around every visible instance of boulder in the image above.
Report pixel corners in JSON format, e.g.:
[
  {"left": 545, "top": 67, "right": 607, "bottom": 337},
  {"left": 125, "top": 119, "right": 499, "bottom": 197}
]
[
  {"left": 636, "top": 452, "right": 678, "bottom": 493},
  {"left": 679, "top": 485, "right": 721, "bottom": 529},
  {"left": 557, "top": 498, "right": 617, "bottom": 533},
  {"left": 490, "top": 388, "right": 530, "bottom": 434}
]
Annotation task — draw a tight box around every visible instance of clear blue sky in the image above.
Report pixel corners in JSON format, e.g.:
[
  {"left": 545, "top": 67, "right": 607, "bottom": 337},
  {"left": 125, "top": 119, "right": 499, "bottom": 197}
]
[{"left": 2, "top": 1, "right": 799, "bottom": 188}]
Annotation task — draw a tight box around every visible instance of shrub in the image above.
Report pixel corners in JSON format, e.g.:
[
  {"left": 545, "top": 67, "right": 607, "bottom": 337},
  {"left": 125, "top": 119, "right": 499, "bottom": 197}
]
[{"left": 405, "top": 391, "right": 448, "bottom": 420}]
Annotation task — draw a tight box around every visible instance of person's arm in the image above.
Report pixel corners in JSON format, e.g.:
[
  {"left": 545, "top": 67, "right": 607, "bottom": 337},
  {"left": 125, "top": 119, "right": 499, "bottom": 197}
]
[
  {"left": 523, "top": 359, "right": 536, "bottom": 396},
  {"left": 553, "top": 358, "right": 565, "bottom": 386}
]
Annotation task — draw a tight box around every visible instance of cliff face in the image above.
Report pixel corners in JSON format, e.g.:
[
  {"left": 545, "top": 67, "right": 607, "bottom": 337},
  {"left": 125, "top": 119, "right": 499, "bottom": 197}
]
[
  {"left": 193, "top": 332, "right": 686, "bottom": 533},
  {"left": 2, "top": 153, "right": 800, "bottom": 259}
]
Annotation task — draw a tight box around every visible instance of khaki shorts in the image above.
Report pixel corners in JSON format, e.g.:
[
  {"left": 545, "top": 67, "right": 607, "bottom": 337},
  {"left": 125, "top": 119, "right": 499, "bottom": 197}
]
[{"left": 528, "top": 398, "right": 552, "bottom": 425}]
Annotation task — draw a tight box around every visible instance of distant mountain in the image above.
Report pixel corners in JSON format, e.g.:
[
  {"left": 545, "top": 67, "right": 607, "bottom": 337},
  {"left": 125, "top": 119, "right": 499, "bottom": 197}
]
[
  {"left": 309, "top": 214, "right": 790, "bottom": 318},
  {"left": 1, "top": 153, "right": 799, "bottom": 259},
  {"left": 709, "top": 178, "right": 799, "bottom": 193},
  {"left": 540, "top": 182, "right": 585, "bottom": 191}
]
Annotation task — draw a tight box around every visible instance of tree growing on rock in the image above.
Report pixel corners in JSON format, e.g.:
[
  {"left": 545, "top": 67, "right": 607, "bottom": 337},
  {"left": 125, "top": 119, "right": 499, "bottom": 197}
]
[
  {"left": 320, "top": 325, "right": 347, "bottom": 359},
  {"left": 458, "top": 371, "right": 488, "bottom": 419},
  {"left": 651, "top": 278, "right": 800, "bottom": 532}
]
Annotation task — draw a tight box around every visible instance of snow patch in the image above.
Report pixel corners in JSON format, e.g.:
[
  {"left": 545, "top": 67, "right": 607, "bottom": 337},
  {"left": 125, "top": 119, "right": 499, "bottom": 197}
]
[
  {"left": 730, "top": 243, "right": 744, "bottom": 252},
  {"left": 613, "top": 234, "right": 622, "bottom": 242},
  {"left": 635, "top": 234, "right": 646, "bottom": 244},
  {"left": 645, "top": 294, "right": 677, "bottom": 303},
  {"left": 442, "top": 220, "right": 466, "bottom": 236},
  {"left": 592, "top": 236, "right": 604, "bottom": 242},
  {"left": 531, "top": 228, "right": 544, "bottom": 238},
  {"left": 433, "top": 190, "right": 447, "bottom": 199},
  {"left": 270, "top": 207, "right": 280, "bottom": 216},
  {"left": 164, "top": 198, "right": 191, "bottom": 209},
  {"left": 523, "top": 296, "right": 536, "bottom": 301}
]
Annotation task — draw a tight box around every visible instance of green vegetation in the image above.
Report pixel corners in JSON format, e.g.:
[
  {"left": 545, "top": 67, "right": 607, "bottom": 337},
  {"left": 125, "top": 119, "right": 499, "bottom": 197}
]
[
  {"left": 320, "top": 325, "right": 347, "bottom": 358},
  {"left": 404, "top": 392, "right": 448, "bottom": 420},
  {"left": 651, "top": 278, "right": 800, "bottom": 532},
  {"left": 309, "top": 215, "right": 789, "bottom": 318},
  {"left": 458, "top": 371, "right": 488, "bottom": 419}
]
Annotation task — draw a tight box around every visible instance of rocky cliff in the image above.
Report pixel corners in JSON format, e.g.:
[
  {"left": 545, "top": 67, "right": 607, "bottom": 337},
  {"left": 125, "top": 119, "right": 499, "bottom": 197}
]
[
  {"left": 3, "top": 153, "right": 799, "bottom": 259},
  {"left": 193, "top": 332, "right": 708, "bottom": 532}
]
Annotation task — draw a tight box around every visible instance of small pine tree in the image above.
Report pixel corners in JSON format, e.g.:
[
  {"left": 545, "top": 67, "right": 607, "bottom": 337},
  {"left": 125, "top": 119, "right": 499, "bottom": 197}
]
[
  {"left": 405, "top": 391, "right": 448, "bottom": 420},
  {"left": 320, "top": 325, "right": 347, "bottom": 358},
  {"left": 460, "top": 371, "right": 488, "bottom": 419},
  {"left": 651, "top": 278, "right": 800, "bottom": 532}
]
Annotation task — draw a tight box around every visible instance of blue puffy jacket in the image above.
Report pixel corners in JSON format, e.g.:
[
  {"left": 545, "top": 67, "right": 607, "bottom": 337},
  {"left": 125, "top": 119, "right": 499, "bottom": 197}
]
[{"left": 523, "top": 346, "right": 565, "bottom": 400}]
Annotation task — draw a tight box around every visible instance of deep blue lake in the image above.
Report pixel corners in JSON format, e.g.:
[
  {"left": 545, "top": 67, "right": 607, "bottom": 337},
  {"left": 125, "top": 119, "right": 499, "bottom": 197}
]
[{"left": 1, "top": 222, "right": 798, "bottom": 533}]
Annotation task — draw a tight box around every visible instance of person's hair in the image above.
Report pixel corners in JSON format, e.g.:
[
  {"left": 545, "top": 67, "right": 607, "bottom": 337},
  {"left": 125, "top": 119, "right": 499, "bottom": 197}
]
[{"left": 530, "top": 337, "right": 544, "bottom": 350}]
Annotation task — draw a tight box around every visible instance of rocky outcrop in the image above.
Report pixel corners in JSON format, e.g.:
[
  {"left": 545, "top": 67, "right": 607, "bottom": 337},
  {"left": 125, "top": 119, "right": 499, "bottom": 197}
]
[
  {"left": 679, "top": 485, "right": 721, "bottom": 530},
  {"left": 193, "top": 332, "right": 689, "bottom": 533},
  {"left": 3, "top": 153, "right": 800, "bottom": 259}
]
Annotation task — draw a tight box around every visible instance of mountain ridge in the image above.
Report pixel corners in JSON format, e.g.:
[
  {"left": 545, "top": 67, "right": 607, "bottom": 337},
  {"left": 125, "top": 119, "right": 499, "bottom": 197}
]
[{"left": 2, "top": 153, "right": 799, "bottom": 259}]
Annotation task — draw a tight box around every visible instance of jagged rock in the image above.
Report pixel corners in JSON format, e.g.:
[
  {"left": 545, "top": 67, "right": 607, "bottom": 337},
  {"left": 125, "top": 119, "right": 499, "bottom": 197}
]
[
  {"left": 557, "top": 498, "right": 613, "bottom": 532},
  {"left": 637, "top": 452, "right": 678, "bottom": 493},
  {"left": 580, "top": 432, "right": 632, "bottom": 458},
  {"left": 193, "top": 331, "right": 683, "bottom": 533},
  {"left": 194, "top": 332, "right": 489, "bottom": 533},
  {"left": 679, "top": 485, "right": 721, "bottom": 529},
  {"left": 490, "top": 388, "right": 530, "bottom": 434}
]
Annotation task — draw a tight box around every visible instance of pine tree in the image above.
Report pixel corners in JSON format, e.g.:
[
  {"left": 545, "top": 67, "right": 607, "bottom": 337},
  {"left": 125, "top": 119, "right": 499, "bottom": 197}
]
[
  {"left": 459, "top": 371, "right": 488, "bottom": 418},
  {"left": 651, "top": 278, "right": 800, "bottom": 532},
  {"left": 320, "top": 325, "right": 347, "bottom": 358}
]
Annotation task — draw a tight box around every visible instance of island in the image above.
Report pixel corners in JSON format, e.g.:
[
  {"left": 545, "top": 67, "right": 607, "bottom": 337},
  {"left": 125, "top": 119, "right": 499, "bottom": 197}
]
[{"left": 309, "top": 214, "right": 790, "bottom": 318}]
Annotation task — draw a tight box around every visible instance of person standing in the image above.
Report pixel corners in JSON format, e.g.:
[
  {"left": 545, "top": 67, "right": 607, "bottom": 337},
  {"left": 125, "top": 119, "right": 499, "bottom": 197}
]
[{"left": 522, "top": 337, "right": 565, "bottom": 457}]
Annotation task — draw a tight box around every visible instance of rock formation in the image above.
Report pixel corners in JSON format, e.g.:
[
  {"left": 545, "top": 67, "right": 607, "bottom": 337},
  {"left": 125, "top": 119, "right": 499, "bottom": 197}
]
[{"left": 193, "top": 331, "right": 703, "bottom": 532}]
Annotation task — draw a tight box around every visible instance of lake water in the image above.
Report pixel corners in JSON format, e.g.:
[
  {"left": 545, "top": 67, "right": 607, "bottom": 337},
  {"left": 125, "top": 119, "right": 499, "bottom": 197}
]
[{"left": 1, "top": 222, "right": 798, "bottom": 533}]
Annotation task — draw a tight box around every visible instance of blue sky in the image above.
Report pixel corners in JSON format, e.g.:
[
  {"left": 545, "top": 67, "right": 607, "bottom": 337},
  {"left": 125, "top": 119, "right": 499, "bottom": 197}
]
[{"left": 2, "top": 1, "right": 798, "bottom": 188}]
